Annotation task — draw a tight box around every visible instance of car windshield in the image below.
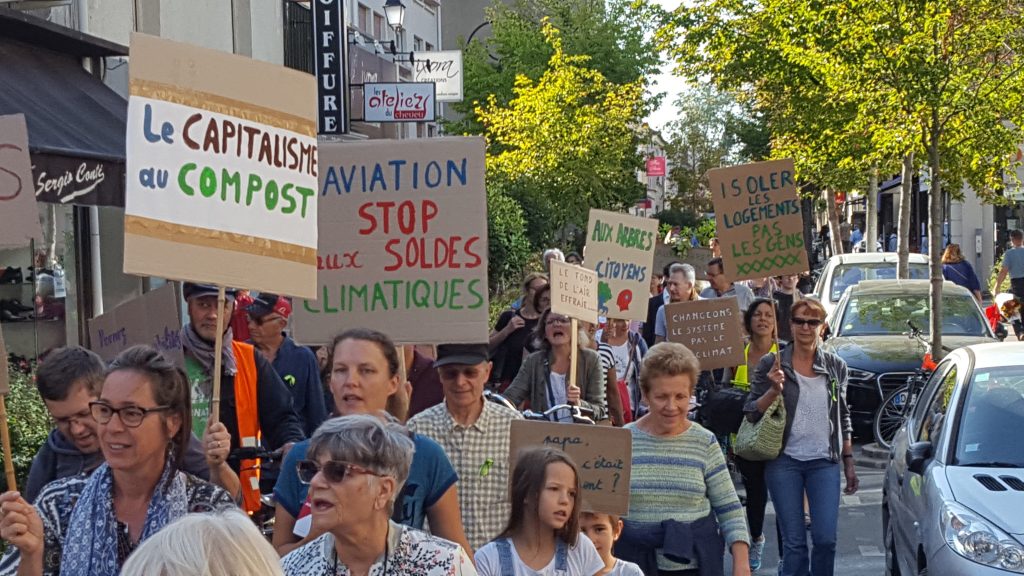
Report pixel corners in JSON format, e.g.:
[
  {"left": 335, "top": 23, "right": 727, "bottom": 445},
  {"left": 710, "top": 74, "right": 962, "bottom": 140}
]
[
  {"left": 836, "top": 293, "right": 987, "bottom": 336},
  {"left": 954, "top": 366, "right": 1024, "bottom": 467},
  {"left": 829, "top": 263, "right": 929, "bottom": 301}
]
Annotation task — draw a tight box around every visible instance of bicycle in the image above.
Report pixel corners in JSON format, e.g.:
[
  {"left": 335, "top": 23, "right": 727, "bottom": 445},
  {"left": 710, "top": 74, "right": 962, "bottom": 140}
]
[
  {"left": 872, "top": 320, "right": 950, "bottom": 450},
  {"left": 484, "top": 390, "right": 596, "bottom": 425},
  {"left": 227, "top": 446, "right": 285, "bottom": 540}
]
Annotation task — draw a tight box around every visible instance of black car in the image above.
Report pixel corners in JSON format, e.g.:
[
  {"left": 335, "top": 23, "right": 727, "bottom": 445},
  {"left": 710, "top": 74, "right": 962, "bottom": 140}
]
[{"left": 821, "top": 280, "right": 996, "bottom": 439}]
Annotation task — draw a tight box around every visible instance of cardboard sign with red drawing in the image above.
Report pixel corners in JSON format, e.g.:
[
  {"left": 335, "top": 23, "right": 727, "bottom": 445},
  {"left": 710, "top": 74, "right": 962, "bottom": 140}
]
[
  {"left": 584, "top": 209, "right": 659, "bottom": 322},
  {"left": 0, "top": 114, "right": 43, "bottom": 248}
]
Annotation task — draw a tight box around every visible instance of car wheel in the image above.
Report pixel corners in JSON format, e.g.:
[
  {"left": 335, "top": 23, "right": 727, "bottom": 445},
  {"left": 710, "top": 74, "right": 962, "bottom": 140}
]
[{"left": 884, "top": 504, "right": 901, "bottom": 576}]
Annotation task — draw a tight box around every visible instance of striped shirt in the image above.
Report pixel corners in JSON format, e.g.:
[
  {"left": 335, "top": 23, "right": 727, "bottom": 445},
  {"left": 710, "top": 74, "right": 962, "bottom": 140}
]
[{"left": 625, "top": 421, "right": 750, "bottom": 571}]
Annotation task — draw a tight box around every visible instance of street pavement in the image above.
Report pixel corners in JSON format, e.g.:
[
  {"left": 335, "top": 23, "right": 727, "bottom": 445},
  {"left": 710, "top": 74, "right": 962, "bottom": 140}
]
[{"left": 726, "top": 443, "right": 887, "bottom": 575}]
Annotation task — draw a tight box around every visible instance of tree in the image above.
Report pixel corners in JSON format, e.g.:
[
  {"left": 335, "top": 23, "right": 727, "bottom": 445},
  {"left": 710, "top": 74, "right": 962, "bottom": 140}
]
[{"left": 476, "top": 23, "right": 648, "bottom": 246}]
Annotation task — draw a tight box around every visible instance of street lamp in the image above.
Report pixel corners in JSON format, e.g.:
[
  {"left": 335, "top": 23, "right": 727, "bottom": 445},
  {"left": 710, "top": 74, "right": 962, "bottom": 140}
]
[{"left": 383, "top": 0, "right": 405, "bottom": 31}]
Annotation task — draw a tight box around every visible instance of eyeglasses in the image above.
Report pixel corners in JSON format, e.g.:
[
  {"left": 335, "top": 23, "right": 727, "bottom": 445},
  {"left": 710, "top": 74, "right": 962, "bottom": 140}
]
[
  {"left": 51, "top": 409, "right": 93, "bottom": 429},
  {"left": 247, "top": 313, "right": 282, "bottom": 326},
  {"left": 296, "top": 460, "right": 383, "bottom": 484},
  {"left": 791, "top": 317, "right": 824, "bottom": 327},
  {"left": 89, "top": 401, "right": 172, "bottom": 428},
  {"left": 439, "top": 366, "right": 484, "bottom": 381},
  {"left": 546, "top": 316, "right": 571, "bottom": 326}
]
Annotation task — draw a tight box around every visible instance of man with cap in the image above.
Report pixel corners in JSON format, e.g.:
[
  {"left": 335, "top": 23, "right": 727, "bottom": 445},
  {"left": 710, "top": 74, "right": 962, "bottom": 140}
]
[
  {"left": 407, "top": 344, "right": 524, "bottom": 550},
  {"left": 246, "top": 292, "right": 327, "bottom": 437},
  {"left": 180, "top": 282, "right": 304, "bottom": 514}
]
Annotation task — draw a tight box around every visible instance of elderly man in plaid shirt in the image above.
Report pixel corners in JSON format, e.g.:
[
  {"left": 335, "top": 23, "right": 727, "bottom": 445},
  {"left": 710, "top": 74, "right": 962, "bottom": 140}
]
[{"left": 407, "top": 343, "right": 523, "bottom": 550}]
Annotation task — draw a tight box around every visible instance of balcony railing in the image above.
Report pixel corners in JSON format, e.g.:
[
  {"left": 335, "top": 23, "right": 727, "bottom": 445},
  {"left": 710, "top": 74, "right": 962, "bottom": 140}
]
[{"left": 283, "top": 0, "right": 312, "bottom": 74}]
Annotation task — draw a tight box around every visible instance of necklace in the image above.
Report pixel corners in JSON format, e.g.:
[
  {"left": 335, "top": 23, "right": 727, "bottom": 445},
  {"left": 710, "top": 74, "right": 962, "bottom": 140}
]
[{"left": 333, "top": 534, "right": 390, "bottom": 576}]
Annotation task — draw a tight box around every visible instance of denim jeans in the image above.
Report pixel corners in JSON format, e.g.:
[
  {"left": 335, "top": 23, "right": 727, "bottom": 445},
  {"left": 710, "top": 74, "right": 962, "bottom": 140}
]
[{"left": 765, "top": 454, "right": 841, "bottom": 576}]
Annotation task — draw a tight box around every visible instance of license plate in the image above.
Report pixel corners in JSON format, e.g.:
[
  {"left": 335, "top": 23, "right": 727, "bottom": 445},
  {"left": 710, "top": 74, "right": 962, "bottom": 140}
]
[{"left": 893, "top": 391, "right": 909, "bottom": 408}]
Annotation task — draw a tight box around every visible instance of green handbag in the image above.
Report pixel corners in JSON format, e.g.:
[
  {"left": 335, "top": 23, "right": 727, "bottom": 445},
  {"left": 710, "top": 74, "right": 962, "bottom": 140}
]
[{"left": 735, "top": 395, "right": 786, "bottom": 461}]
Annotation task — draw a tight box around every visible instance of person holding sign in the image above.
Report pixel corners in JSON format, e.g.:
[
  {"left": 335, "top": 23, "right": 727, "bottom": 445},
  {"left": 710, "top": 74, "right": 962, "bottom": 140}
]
[
  {"left": 617, "top": 343, "right": 751, "bottom": 576},
  {"left": 743, "top": 300, "right": 858, "bottom": 576},
  {"left": 0, "top": 346, "right": 236, "bottom": 576},
  {"left": 654, "top": 264, "right": 701, "bottom": 344},
  {"left": 504, "top": 309, "right": 607, "bottom": 422}
]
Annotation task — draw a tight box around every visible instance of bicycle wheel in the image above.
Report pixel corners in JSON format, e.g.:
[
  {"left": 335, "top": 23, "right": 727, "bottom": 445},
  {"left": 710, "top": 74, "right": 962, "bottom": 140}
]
[{"left": 873, "top": 386, "right": 910, "bottom": 450}]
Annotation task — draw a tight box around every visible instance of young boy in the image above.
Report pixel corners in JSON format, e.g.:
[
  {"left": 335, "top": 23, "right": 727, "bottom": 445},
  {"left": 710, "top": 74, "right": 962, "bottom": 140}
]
[{"left": 580, "top": 511, "right": 643, "bottom": 576}]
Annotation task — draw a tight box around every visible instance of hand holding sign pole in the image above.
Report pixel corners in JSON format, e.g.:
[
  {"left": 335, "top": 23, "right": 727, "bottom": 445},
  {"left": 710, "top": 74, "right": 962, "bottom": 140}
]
[{"left": 549, "top": 261, "right": 599, "bottom": 403}]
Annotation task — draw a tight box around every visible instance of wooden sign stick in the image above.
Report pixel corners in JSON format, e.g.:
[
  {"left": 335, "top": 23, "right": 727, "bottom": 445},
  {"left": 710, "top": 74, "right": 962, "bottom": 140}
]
[
  {"left": 209, "top": 285, "right": 227, "bottom": 425},
  {"left": 569, "top": 318, "right": 580, "bottom": 404},
  {"left": 0, "top": 395, "right": 14, "bottom": 490}
]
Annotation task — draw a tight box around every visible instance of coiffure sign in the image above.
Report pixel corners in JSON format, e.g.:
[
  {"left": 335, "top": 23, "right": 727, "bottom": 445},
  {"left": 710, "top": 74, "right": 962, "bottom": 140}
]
[{"left": 362, "top": 82, "right": 436, "bottom": 123}]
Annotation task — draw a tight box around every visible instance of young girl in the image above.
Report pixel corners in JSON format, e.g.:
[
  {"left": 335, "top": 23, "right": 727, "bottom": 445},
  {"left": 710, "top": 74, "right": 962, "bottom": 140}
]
[
  {"left": 476, "top": 448, "right": 605, "bottom": 576},
  {"left": 578, "top": 512, "right": 643, "bottom": 576}
]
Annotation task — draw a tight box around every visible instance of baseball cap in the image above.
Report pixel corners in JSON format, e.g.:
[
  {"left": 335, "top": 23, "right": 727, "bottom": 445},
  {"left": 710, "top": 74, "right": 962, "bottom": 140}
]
[
  {"left": 247, "top": 292, "right": 292, "bottom": 319},
  {"left": 182, "top": 282, "right": 237, "bottom": 301},
  {"left": 433, "top": 344, "right": 489, "bottom": 368}
]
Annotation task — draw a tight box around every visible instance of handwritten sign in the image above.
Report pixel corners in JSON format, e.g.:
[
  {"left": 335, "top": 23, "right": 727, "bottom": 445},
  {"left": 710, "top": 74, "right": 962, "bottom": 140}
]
[
  {"left": 509, "top": 420, "right": 631, "bottom": 515},
  {"left": 665, "top": 297, "right": 745, "bottom": 371},
  {"left": 363, "top": 82, "right": 436, "bottom": 122},
  {"left": 550, "top": 260, "right": 598, "bottom": 323},
  {"left": 707, "top": 159, "right": 808, "bottom": 281},
  {"left": 292, "top": 137, "right": 488, "bottom": 345},
  {"left": 88, "top": 284, "right": 185, "bottom": 367},
  {"left": 123, "top": 33, "right": 318, "bottom": 298},
  {"left": 0, "top": 114, "right": 43, "bottom": 248},
  {"left": 585, "top": 209, "right": 659, "bottom": 322},
  {"left": 413, "top": 50, "right": 463, "bottom": 102}
]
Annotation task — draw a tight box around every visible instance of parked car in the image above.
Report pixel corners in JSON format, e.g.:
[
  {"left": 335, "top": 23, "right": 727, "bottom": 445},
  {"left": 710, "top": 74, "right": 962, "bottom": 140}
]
[
  {"left": 883, "top": 342, "right": 1024, "bottom": 576},
  {"left": 812, "top": 252, "right": 929, "bottom": 316},
  {"left": 822, "top": 280, "right": 997, "bottom": 439},
  {"left": 854, "top": 239, "right": 884, "bottom": 252}
]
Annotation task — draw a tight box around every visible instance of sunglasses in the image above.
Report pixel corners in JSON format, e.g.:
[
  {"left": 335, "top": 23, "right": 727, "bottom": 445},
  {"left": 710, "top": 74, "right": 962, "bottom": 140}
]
[
  {"left": 546, "top": 316, "right": 571, "bottom": 326},
  {"left": 248, "top": 313, "right": 282, "bottom": 326},
  {"left": 296, "top": 460, "right": 382, "bottom": 484},
  {"left": 439, "top": 366, "right": 485, "bottom": 381},
  {"left": 791, "top": 317, "right": 824, "bottom": 327}
]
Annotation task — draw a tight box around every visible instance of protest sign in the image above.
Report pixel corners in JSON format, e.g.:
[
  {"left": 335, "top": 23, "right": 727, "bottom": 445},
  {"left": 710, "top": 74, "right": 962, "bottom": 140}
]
[
  {"left": 123, "top": 33, "right": 318, "bottom": 298},
  {"left": 413, "top": 50, "right": 464, "bottom": 102},
  {"left": 88, "top": 284, "right": 184, "bottom": 367},
  {"left": 0, "top": 114, "right": 43, "bottom": 248},
  {"left": 665, "top": 297, "right": 745, "bottom": 371},
  {"left": 585, "top": 209, "right": 659, "bottom": 322},
  {"left": 707, "top": 159, "right": 808, "bottom": 282},
  {"left": 510, "top": 420, "right": 631, "bottom": 515},
  {"left": 293, "top": 137, "right": 488, "bottom": 345},
  {"left": 550, "top": 260, "right": 598, "bottom": 324}
]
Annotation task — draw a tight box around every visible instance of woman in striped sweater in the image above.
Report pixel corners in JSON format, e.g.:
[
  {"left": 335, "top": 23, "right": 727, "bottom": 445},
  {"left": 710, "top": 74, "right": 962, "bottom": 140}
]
[{"left": 616, "top": 343, "right": 750, "bottom": 576}]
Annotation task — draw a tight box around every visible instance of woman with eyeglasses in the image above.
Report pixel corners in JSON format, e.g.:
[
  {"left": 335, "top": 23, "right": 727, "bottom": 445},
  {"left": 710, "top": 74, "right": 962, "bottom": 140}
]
[
  {"left": 744, "top": 299, "right": 858, "bottom": 576},
  {"left": 281, "top": 414, "right": 477, "bottom": 576},
  {"left": 272, "top": 328, "right": 471, "bottom": 558},
  {"left": 0, "top": 346, "right": 235, "bottom": 576},
  {"left": 503, "top": 308, "right": 607, "bottom": 422}
]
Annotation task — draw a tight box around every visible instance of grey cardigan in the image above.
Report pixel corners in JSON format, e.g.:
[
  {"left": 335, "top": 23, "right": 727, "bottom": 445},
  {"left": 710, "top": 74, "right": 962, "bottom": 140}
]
[
  {"left": 743, "top": 345, "right": 852, "bottom": 462},
  {"left": 504, "top": 348, "right": 607, "bottom": 421}
]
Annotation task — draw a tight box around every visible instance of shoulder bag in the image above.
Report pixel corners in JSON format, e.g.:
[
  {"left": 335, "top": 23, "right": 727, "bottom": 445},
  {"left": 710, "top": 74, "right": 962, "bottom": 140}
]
[{"left": 735, "top": 395, "right": 786, "bottom": 461}]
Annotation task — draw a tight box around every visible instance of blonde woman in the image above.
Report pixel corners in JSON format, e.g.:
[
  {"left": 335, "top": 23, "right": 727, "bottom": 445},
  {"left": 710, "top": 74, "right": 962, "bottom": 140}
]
[{"left": 941, "top": 243, "right": 982, "bottom": 303}]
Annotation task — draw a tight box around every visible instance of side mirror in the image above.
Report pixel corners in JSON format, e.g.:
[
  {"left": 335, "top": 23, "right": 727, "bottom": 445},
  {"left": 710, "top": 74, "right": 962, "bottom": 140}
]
[{"left": 905, "top": 441, "right": 933, "bottom": 475}]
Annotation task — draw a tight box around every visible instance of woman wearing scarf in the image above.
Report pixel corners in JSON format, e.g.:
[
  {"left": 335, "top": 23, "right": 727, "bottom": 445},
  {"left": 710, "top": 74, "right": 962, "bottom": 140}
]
[{"left": 0, "top": 346, "right": 236, "bottom": 576}]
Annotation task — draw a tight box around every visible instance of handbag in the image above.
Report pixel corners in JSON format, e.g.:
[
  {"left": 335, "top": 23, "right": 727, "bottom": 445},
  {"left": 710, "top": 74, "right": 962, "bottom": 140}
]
[
  {"left": 735, "top": 395, "right": 786, "bottom": 461},
  {"left": 701, "top": 386, "right": 748, "bottom": 435}
]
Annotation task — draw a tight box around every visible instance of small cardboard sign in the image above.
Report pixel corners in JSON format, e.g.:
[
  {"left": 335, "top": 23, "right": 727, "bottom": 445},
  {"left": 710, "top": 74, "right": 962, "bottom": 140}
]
[
  {"left": 664, "top": 297, "right": 745, "bottom": 371},
  {"left": 88, "top": 284, "right": 184, "bottom": 367},
  {"left": 0, "top": 329, "right": 9, "bottom": 395},
  {"left": 707, "top": 159, "right": 809, "bottom": 281},
  {"left": 584, "top": 209, "right": 659, "bottom": 322},
  {"left": 509, "top": 420, "right": 631, "bottom": 515},
  {"left": 550, "top": 260, "right": 599, "bottom": 324},
  {"left": 0, "top": 114, "right": 43, "bottom": 248}
]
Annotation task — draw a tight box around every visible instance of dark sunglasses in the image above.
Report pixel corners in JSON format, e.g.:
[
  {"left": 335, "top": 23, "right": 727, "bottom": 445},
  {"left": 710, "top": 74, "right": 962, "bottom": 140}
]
[
  {"left": 791, "top": 317, "right": 824, "bottom": 327},
  {"left": 296, "top": 460, "right": 382, "bottom": 484},
  {"left": 439, "top": 366, "right": 485, "bottom": 381},
  {"left": 247, "top": 313, "right": 282, "bottom": 326}
]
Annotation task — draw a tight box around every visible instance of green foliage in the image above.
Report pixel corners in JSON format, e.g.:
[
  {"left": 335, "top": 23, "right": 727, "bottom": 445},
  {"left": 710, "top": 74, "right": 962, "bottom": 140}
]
[
  {"left": 2, "top": 363, "right": 51, "bottom": 492},
  {"left": 487, "top": 187, "right": 533, "bottom": 292},
  {"left": 988, "top": 254, "right": 1005, "bottom": 297},
  {"left": 477, "top": 23, "right": 648, "bottom": 246},
  {"left": 654, "top": 208, "right": 701, "bottom": 230}
]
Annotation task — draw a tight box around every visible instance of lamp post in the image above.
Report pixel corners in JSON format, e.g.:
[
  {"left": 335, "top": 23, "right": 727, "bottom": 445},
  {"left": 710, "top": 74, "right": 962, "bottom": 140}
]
[{"left": 383, "top": 0, "right": 406, "bottom": 50}]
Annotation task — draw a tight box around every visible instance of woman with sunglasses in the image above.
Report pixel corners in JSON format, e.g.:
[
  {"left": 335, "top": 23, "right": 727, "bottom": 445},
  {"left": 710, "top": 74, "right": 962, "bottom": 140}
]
[
  {"left": 503, "top": 308, "right": 607, "bottom": 422},
  {"left": 744, "top": 299, "right": 858, "bottom": 576},
  {"left": 272, "top": 329, "right": 470, "bottom": 557},
  {"left": 282, "top": 414, "right": 477, "bottom": 575},
  {"left": 0, "top": 346, "right": 235, "bottom": 576}
]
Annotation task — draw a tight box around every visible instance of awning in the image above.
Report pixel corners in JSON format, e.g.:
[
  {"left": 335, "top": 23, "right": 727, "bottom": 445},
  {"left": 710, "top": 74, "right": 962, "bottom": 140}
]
[{"left": 0, "top": 14, "right": 128, "bottom": 207}]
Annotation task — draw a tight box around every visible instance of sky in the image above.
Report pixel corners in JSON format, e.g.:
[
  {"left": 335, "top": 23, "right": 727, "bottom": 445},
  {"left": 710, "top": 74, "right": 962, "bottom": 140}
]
[{"left": 644, "top": 0, "right": 687, "bottom": 133}]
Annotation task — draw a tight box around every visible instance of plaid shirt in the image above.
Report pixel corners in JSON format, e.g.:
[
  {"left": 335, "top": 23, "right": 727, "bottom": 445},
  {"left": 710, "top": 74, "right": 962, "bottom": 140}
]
[{"left": 408, "top": 400, "right": 523, "bottom": 550}]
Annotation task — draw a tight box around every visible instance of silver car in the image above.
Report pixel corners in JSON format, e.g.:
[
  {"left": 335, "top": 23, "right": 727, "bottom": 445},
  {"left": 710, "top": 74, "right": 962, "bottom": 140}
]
[{"left": 883, "top": 342, "right": 1024, "bottom": 575}]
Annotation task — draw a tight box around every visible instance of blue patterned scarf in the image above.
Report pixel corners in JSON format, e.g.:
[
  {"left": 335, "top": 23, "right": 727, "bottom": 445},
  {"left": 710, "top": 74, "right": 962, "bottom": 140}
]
[{"left": 60, "top": 458, "right": 189, "bottom": 576}]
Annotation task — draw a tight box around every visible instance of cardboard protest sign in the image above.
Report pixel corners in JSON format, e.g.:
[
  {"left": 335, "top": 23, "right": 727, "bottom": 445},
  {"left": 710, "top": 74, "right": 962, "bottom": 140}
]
[
  {"left": 0, "top": 114, "right": 43, "bottom": 248},
  {"left": 665, "top": 297, "right": 745, "bottom": 371},
  {"left": 510, "top": 420, "right": 631, "bottom": 515},
  {"left": 88, "top": 284, "right": 184, "bottom": 367},
  {"left": 0, "top": 329, "right": 9, "bottom": 395},
  {"left": 292, "top": 137, "right": 488, "bottom": 345},
  {"left": 550, "top": 260, "right": 598, "bottom": 323},
  {"left": 585, "top": 210, "right": 659, "bottom": 322},
  {"left": 123, "top": 33, "right": 318, "bottom": 298},
  {"left": 707, "top": 159, "right": 808, "bottom": 282}
]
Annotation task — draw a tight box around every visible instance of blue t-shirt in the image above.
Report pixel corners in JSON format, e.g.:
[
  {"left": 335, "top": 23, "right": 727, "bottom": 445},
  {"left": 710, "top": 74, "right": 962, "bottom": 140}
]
[
  {"left": 274, "top": 433, "right": 458, "bottom": 530},
  {"left": 1004, "top": 247, "right": 1024, "bottom": 279},
  {"left": 250, "top": 335, "right": 327, "bottom": 438}
]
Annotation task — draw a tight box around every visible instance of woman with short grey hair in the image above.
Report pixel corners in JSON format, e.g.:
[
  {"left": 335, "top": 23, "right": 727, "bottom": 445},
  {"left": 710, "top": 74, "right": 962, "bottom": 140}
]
[{"left": 281, "top": 415, "right": 477, "bottom": 575}]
